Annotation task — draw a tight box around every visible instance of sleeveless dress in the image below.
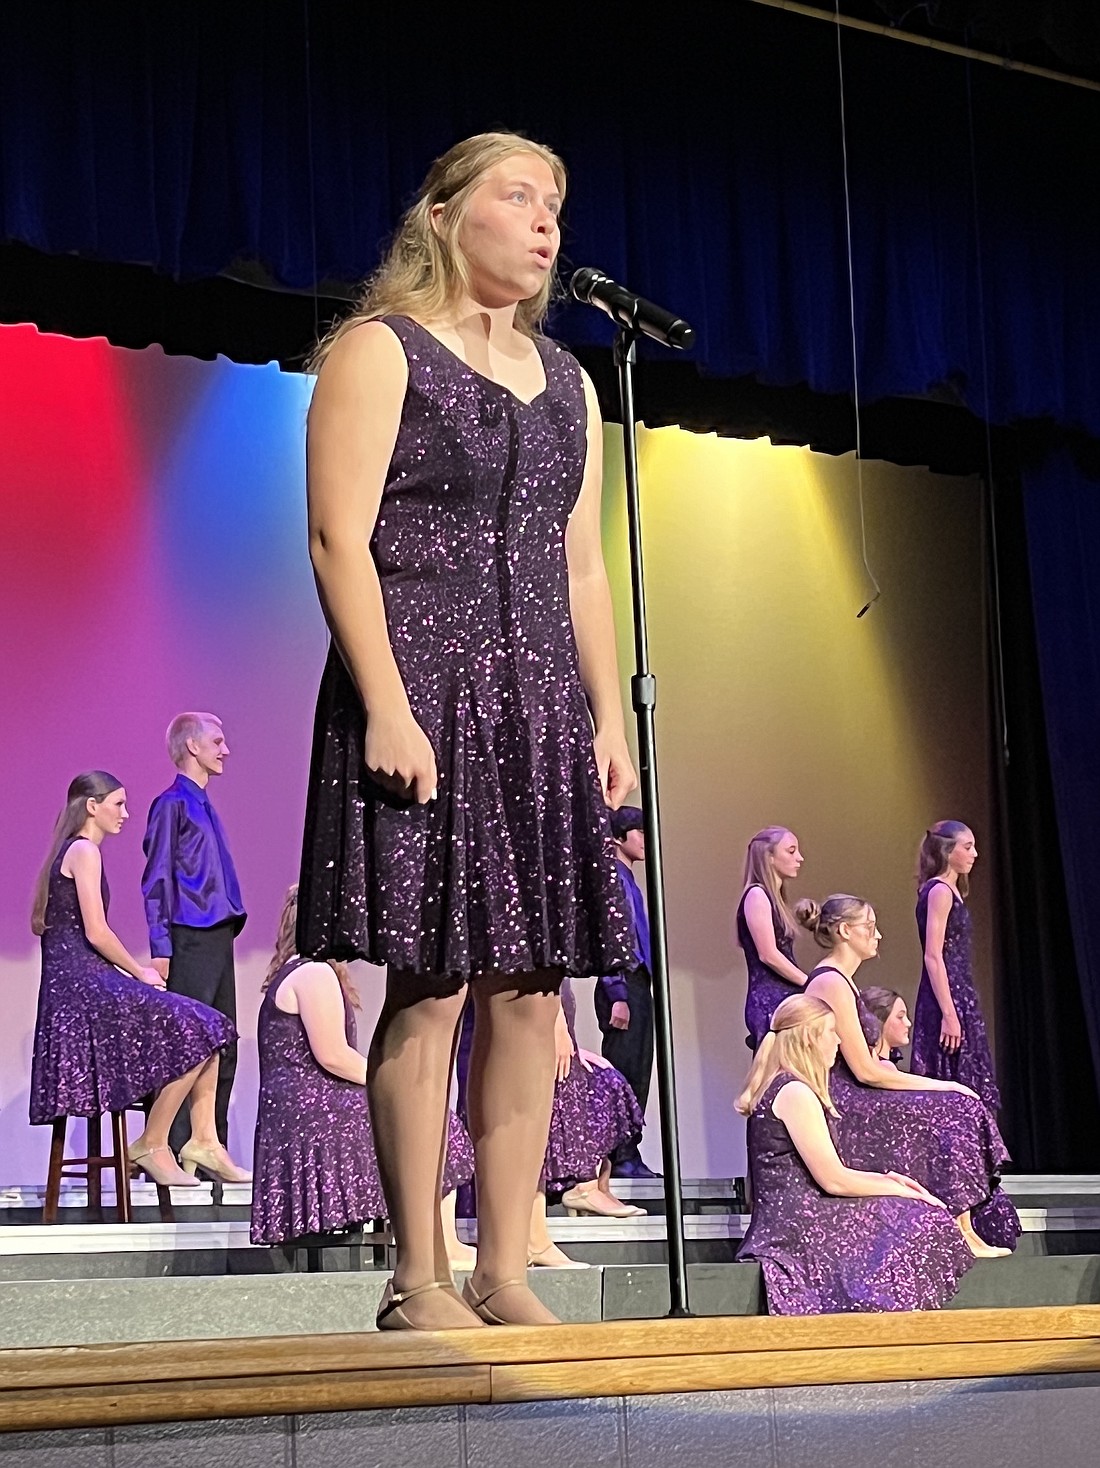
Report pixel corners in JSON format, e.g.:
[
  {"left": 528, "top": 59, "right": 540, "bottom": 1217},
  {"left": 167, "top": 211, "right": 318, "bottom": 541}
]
[
  {"left": 738, "top": 1073, "right": 974, "bottom": 1313},
  {"left": 910, "top": 879, "right": 1001, "bottom": 1111},
  {"left": 250, "top": 957, "right": 473, "bottom": 1245},
  {"left": 297, "top": 316, "right": 634, "bottom": 982},
  {"left": 30, "top": 841, "right": 234, "bottom": 1124},
  {"left": 544, "top": 979, "right": 643, "bottom": 1190},
  {"left": 737, "top": 885, "right": 799, "bottom": 1049},
  {"left": 806, "top": 965, "right": 1020, "bottom": 1250}
]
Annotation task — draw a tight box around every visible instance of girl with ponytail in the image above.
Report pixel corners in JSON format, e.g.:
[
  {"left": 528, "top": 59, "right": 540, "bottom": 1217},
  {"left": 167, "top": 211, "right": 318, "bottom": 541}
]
[
  {"left": 735, "top": 995, "right": 974, "bottom": 1314},
  {"left": 909, "top": 822, "right": 999, "bottom": 1110}
]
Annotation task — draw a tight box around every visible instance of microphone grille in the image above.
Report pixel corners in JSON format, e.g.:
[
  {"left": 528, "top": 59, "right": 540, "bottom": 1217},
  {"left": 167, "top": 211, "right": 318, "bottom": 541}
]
[{"left": 570, "top": 267, "right": 603, "bottom": 304}]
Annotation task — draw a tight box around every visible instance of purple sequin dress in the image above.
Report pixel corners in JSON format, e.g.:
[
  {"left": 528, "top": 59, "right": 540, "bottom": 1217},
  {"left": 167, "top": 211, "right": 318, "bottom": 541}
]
[
  {"left": 30, "top": 841, "right": 234, "bottom": 1125},
  {"left": 738, "top": 1073, "right": 975, "bottom": 1314},
  {"left": 297, "top": 316, "right": 634, "bottom": 982},
  {"left": 911, "top": 879, "right": 1001, "bottom": 1112},
  {"left": 806, "top": 965, "right": 1020, "bottom": 1250},
  {"left": 251, "top": 958, "right": 473, "bottom": 1245},
  {"left": 738, "top": 886, "right": 800, "bottom": 1049},
  {"left": 545, "top": 980, "right": 643, "bottom": 1190}
]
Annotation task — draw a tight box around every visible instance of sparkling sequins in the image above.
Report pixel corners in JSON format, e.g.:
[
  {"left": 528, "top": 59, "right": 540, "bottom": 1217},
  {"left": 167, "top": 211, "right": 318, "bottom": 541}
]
[
  {"left": 30, "top": 843, "right": 234, "bottom": 1124},
  {"left": 298, "top": 317, "right": 634, "bottom": 980},
  {"left": 251, "top": 958, "right": 472, "bottom": 1243},
  {"left": 739, "top": 1072, "right": 976, "bottom": 1314}
]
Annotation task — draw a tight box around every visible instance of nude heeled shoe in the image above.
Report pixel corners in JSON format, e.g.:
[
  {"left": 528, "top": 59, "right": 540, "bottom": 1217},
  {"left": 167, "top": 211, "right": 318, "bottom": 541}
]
[
  {"left": 127, "top": 1142, "right": 200, "bottom": 1188},
  {"left": 178, "top": 1141, "right": 252, "bottom": 1183},
  {"left": 560, "top": 1185, "right": 645, "bottom": 1218},
  {"left": 375, "top": 1278, "right": 483, "bottom": 1331},
  {"left": 461, "top": 1276, "right": 562, "bottom": 1325}
]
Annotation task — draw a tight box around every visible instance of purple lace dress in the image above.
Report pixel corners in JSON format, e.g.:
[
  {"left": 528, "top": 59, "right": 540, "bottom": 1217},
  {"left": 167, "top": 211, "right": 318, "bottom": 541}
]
[
  {"left": 738, "top": 885, "right": 800, "bottom": 1049},
  {"left": 806, "top": 965, "right": 1020, "bottom": 1251},
  {"left": 251, "top": 959, "right": 472, "bottom": 1244},
  {"left": 739, "top": 1073, "right": 974, "bottom": 1313},
  {"left": 545, "top": 980, "right": 643, "bottom": 1190},
  {"left": 911, "top": 879, "right": 1001, "bottom": 1112},
  {"left": 297, "top": 316, "right": 635, "bottom": 983},
  {"left": 30, "top": 842, "right": 234, "bottom": 1125}
]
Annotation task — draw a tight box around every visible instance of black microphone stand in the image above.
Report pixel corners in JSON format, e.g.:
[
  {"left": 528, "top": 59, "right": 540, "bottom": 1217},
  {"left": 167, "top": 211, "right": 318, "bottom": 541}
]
[{"left": 613, "top": 326, "right": 692, "bottom": 1317}]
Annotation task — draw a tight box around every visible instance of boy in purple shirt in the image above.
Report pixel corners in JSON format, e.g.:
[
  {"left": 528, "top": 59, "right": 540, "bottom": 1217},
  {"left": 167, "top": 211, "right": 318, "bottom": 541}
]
[
  {"left": 142, "top": 712, "right": 246, "bottom": 1154},
  {"left": 595, "top": 805, "right": 659, "bottom": 1179}
]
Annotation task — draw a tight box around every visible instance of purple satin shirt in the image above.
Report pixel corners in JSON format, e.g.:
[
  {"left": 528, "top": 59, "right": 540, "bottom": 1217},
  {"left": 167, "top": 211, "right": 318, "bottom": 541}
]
[
  {"left": 141, "top": 774, "right": 246, "bottom": 958},
  {"left": 599, "top": 862, "right": 651, "bottom": 1005}
]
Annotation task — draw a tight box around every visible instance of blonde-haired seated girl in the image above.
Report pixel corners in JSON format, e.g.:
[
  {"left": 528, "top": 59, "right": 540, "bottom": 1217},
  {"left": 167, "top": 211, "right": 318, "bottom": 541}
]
[{"left": 735, "top": 995, "right": 974, "bottom": 1314}]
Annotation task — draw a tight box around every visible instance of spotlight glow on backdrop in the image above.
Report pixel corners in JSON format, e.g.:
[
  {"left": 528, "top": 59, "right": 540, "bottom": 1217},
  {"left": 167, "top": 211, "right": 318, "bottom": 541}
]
[{"left": 0, "top": 326, "right": 992, "bottom": 1184}]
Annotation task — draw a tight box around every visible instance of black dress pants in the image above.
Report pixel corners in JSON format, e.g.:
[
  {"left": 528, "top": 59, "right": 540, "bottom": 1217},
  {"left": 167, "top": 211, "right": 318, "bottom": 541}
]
[
  {"left": 594, "top": 968, "right": 654, "bottom": 1164},
  {"left": 166, "top": 921, "right": 238, "bottom": 1153}
]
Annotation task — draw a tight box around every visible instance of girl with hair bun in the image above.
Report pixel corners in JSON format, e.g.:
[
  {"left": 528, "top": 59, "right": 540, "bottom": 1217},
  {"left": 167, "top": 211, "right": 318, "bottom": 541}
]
[
  {"left": 910, "top": 822, "right": 999, "bottom": 1110},
  {"left": 802, "top": 895, "right": 1019, "bottom": 1256},
  {"left": 735, "top": 995, "right": 974, "bottom": 1314},
  {"left": 736, "top": 827, "right": 808, "bottom": 1049}
]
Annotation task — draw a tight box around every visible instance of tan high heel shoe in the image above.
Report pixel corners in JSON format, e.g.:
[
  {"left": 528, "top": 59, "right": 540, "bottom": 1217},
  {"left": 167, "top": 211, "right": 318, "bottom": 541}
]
[
  {"left": 127, "top": 1142, "right": 201, "bottom": 1188},
  {"left": 560, "top": 1185, "right": 645, "bottom": 1218},
  {"left": 461, "top": 1276, "right": 561, "bottom": 1325},
  {"left": 178, "top": 1141, "right": 252, "bottom": 1183},
  {"left": 375, "top": 1279, "right": 484, "bottom": 1331},
  {"left": 527, "top": 1242, "right": 591, "bottom": 1269}
]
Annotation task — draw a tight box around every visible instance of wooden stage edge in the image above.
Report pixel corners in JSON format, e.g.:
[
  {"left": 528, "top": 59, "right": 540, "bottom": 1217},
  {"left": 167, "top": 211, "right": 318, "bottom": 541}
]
[{"left": 3, "top": 1306, "right": 1100, "bottom": 1433}]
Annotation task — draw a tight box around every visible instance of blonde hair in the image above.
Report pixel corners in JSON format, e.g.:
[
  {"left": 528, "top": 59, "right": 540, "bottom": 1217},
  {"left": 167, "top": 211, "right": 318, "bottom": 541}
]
[
  {"left": 264, "top": 885, "right": 358, "bottom": 1007},
  {"left": 740, "top": 826, "right": 798, "bottom": 942},
  {"left": 918, "top": 820, "right": 972, "bottom": 899},
  {"left": 308, "top": 131, "right": 567, "bottom": 372},
  {"left": 735, "top": 994, "right": 838, "bottom": 1117},
  {"left": 167, "top": 712, "right": 222, "bottom": 768},
  {"left": 31, "top": 771, "right": 122, "bottom": 935},
  {"left": 795, "top": 893, "right": 872, "bottom": 949}
]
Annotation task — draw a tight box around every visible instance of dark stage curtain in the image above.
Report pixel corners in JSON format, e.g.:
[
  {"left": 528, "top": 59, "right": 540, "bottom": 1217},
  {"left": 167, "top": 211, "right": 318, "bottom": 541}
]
[
  {"left": 2, "top": 2, "right": 1099, "bottom": 435},
  {"left": 992, "top": 458, "right": 1100, "bottom": 1170},
  {"left": 1018, "top": 446, "right": 1100, "bottom": 1121}
]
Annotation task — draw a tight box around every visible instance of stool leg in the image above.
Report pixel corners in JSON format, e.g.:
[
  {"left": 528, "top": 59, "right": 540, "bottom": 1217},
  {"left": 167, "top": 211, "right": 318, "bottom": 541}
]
[
  {"left": 86, "top": 1115, "right": 103, "bottom": 1219},
  {"left": 110, "top": 1111, "right": 132, "bottom": 1224},
  {"left": 139, "top": 1094, "right": 175, "bottom": 1223},
  {"left": 44, "top": 1118, "right": 66, "bottom": 1224}
]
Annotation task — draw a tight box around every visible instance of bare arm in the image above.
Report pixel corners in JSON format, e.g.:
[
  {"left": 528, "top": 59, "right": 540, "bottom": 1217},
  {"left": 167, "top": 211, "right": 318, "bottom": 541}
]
[
  {"left": 307, "top": 323, "right": 436, "bottom": 803},
  {"left": 923, "top": 884, "right": 962, "bottom": 1052},
  {"left": 773, "top": 1081, "right": 943, "bottom": 1203},
  {"left": 281, "top": 964, "right": 367, "bottom": 1084},
  {"left": 554, "top": 1002, "right": 574, "bottom": 1082},
  {"left": 564, "top": 370, "right": 636, "bottom": 809},
  {"left": 743, "top": 887, "right": 806, "bottom": 987},
  {"left": 64, "top": 842, "right": 163, "bottom": 985},
  {"left": 808, "top": 971, "right": 971, "bottom": 1094}
]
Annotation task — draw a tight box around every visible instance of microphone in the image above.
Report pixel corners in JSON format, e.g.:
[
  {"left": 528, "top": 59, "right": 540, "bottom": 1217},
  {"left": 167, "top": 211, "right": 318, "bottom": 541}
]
[{"left": 570, "top": 267, "right": 695, "bottom": 351}]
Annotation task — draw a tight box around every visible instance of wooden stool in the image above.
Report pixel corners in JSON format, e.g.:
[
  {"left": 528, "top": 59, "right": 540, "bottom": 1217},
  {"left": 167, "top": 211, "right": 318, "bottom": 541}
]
[{"left": 43, "top": 1108, "right": 174, "bottom": 1224}]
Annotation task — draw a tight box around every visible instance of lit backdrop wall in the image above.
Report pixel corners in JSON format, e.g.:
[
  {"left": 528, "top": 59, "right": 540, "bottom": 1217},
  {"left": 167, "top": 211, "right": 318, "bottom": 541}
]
[{"left": 0, "top": 326, "right": 992, "bottom": 1185}]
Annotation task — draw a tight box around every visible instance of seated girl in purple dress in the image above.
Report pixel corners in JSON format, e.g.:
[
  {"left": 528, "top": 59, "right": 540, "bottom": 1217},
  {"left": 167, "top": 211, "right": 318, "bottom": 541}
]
[
  {"left": 863, "top": 985, "right": 912, "bottom": 1067},
  {"left": 909, "top": 822, "right": 1000, "bottom": 1111},
  {"left": 525, "top": 978, "right": 645, "bottom": 1269},
  {"left": 802, "top": 894, "right": 1018, "bottom": 1255},
  {"left": 735, "top": 827, "right": 808, "bottom": 1050},
  {"left": 736, "top": 994, "right": 974, "bottom": 1314},
  {"left": 30, "top": 771, "right": 246, "bottom": 1190},
  {"left": 252, "top": 887, "right": 474, "bottom": 1261}
]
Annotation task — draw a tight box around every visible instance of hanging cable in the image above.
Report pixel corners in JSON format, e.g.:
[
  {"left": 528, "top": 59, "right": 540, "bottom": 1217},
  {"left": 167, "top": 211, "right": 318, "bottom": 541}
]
[{"left": 834, "top": 3, "right": 882, "bottom": 617}]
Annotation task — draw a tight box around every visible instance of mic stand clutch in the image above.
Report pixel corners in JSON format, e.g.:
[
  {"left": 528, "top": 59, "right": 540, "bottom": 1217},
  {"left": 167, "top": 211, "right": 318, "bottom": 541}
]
[{"left": 614, "top": 326, "right": 692, "bottom": 1318}]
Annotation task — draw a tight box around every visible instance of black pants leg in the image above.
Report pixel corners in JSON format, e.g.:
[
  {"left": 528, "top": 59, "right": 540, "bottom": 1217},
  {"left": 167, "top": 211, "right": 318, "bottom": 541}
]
[
  {"left": 166, "top": 922, "right": 238, "bottom": 1152},
  {"left": 594, "top": 969, "right": 654, "bottom": 1164}
]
